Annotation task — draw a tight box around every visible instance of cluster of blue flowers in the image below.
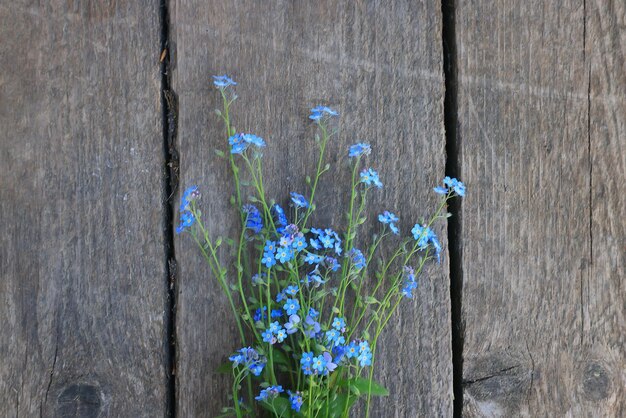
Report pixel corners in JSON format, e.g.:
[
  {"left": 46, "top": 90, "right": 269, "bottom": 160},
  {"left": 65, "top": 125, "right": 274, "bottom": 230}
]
[
  {"left": 348, "top": 143, "right": 372, "bottom": 158},
  {"left": 255, "top": 385, "right": 283, "bottom": 402},
  {"left": 242, "top": 204, "right": 263, "bottom": 234},
  {"left": 360, "top": 168, "right": 383, "bottom": 188},
  {"left": 309, "top": 227, "right": 342, "bottom": 255},
  {"left": 213, "top": 75, "right": 237, "bottom": 89},
  {"left": 347, "top": 248, "right": 366, "bottom": 271},
  {"left": 411, "top": 223, "right": 442, "bottom": 261},
  {"left": 176, "top": 186, "right": 200, "bottom": 234},
  {"left": 178, "top": 75, "right": 469, "bottom": 416},
  {"left": 401, "top": 266, "right": 418, "bottom": 298},
  {"left": 434, "top": 176, "right": 466, "bottom": 197},
  {"left": 290, "top": 192, "right": 309, "bottom": 209},
  {"left": 229, "top": 347, "right": 266, "bottom": 377},
  {"left": 309, "top": 105, "right": 339, "bottom": 121},
  {"left": 378, "top": 210, "right": 400, "bottom": 235},
  {"left": 287, "top": 390, "right": 303, "bottom": 412},
  {"left": 261, "top": 223, "right": 309, "bottom": 268},
  {"left": 344, "top": 339, "right": 373, "bottom": 367}
]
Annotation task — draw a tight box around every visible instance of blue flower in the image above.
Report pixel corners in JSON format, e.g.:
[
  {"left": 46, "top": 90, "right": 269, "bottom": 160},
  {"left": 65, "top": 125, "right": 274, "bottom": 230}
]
[
  {"left": 254, "top": 307, "right": 267, "bottom": 322},
  {"left": 279, "top": 235, "right": 293, "bottom": 247},
  {"left": 292, "top": 235, "right": 307, "bottom": 252},
  {"left": 242, "top": 204, "right": 263, "bottom": 234},
  {"left": 378, "top": 211, "right": 400, "bottom": 235},
  {"left": 401, "top": 266, "right": 418, "bottom": 298},
  {"left": 229, "top": 347, "right": 266, "bottom": 377},
  {"left": 324, "top": 257, "right": 340, "bottom": 272},
  {"left": 249, "top": 363, "right": 264, "bottom": 376},
  {"left": 326, "top": 329, "right": 340, "bottom": 343},
  {"left": 262, "top": 252, "right": 277, "bottom": 268},
  {"left": 283, "top": 298, "right": 300, "bottom": 315},
  {"left": 228, "top": 132, "right": 266, "bottom": 154},
  {"left": 308, "top": 308, "right": 319, "bottom": 318},
  {"left": 212, "top": 75, "right": 236, "bottom": 89},
  {"left": 332, "top": 344, "right": 347, "bottom": 363},
  {"left": 358, "top": 350, "right": 372, "bottom": 367},
  {"left": 264, "top": 240, "right": 277, "bottom": 254},
  {"left": 262, "top": 329, "right": 276, "bottom": 344},
  {"left": 255, "top": 385, "right": 284, "bottom": 402},
  {"left": 271, "top": 204, "right": 288, "bottom": 230},
  {"left": 301, "top": 351, "right": 314, "bottom": 365},
  {"left": 275, "top": 328, "right": 287, "bottom": 343},
  {"left": 348, "top": 143, "right": 372, "bottom": 158},
  {"left": 284, "top": 285, "right": 299, "bottom": 296},
  {"left": 270, "top": 309, "right": 283, "bottom": 318},
  {"left": 322, "top": 352, "right": 337, "bottom": 374},
  {"left": 275, "top": 246, "right": 294, "bottom": 264},
  {"left": 356, "top": 340, "right": 373, "bottom": 366},
  {"left": 288, "top": 391, "right": 303, "bottom": 412},
  {"left": 243, "top": 133, "right": 266, "bottom": 147},
  {"left": 325, "top": 329, "right": 345, "bottom": 348},
  {"left": 301, "top": 352, "right": 314, "bottom": 375},
  {"left": 179, "top": 186, "right": 200, "bottom": 212},
  {"left": 347, "top": 248, "right": 366, "bottom": 270},
  {"left": 443, "top": 176, "right": 466, "bottom": 197},
  {"left": 433, "top": 185, "right": 448, "bottom": 195},
  {"left": 176, "top": 211, "right": 195, "bottom": 234},
  {"left": 332, "top": 317, "right": 347, "bottom": 332},
  {"left": 303, "top": 272, "right": 326, "bottom": 287},
  {"left": 284, "top": 314, "right": 301, "bottom": 335},
  {"left": 345, "top": 342, "right": 359, "bottom": 359},
  {"left": 304, "top": 253, "right": 325, "bottom": 265},
  {"left": 320, "top": 234, "right": 333, "bottom": 248},
  {"left": 309, "top": 105, "right": 339, "bottom": 121},
  {"left": 411, "top": 223, "right": 442, "bottom": 262},
  {"left": 304, "top": 315, "right": 321, "bottom": 338},
  {"left": 269, "top": 321, "right": 281, "bottom": 333},
  {"left": 311, "top": 355, "right": 327, "bottom": 373},
  {"left": 360, "top": 168, "right": 383, "bottom": 188},
  {"left": 275, "top": 291, "right": 286, "bottom": 303},
  {"left": 290, "top": 192, "right": 309, "bottom": 208}
]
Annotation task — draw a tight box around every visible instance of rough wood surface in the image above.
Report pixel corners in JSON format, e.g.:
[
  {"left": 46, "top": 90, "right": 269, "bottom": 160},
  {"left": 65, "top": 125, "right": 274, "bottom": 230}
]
[
  {"left": 170, "top": 1, "right": 451, "bottom": 416},
  {"left": 0, "top": 2, "right": 167, "bottom": 416},
  {"left": 457, "top": 0, "right": 625, "bottom": 416}
]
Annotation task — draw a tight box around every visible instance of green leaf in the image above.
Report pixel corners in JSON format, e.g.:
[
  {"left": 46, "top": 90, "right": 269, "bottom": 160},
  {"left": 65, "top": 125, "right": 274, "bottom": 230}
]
[
  {"left": 215, "top": 236, "right": 223, "bottom": 247},
  {"left": 364, "top": 296, "right": 379, "bottom": 305},
  {"left": 318, "top": 393, "right": 357, "bottom": 418},
  {"left": 305, "top": 175, "right": 311, "bottom": 184},
  {"left": 216, "top": 362, "right": 233, "bottom": 374},
  {"left": 271, "top": 349, "right": 291, "bottom": 366},
  {"left": 337, "top": 377, "right": 389, "bottom": 396},
  {"left": 214, "top": 148, "right": 225, "bottom": 158},
  {"left": 259, "top": 397, "right": 293, "bottom": 418}
]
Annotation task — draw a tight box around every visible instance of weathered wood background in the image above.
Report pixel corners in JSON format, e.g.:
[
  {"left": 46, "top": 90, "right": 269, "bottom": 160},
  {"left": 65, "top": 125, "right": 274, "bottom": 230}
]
[{"left": 1, "top": 1, "right": 623, "bottom": 417}]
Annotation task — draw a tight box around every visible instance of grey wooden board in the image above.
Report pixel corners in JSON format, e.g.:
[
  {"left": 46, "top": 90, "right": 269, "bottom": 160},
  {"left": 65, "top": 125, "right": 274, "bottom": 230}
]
[
  {"left": 457, "top": 0, "right": 625, "bottom": 416},
  {"left": 170, "top": 0, "right": 452, "bottom": 416},
  {"left": 0, "top": 2, "right": 167, "bottom": 417}
]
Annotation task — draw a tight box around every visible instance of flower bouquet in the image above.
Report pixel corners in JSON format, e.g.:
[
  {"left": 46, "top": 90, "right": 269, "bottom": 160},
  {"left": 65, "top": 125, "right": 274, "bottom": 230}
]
[{"left": 177, "top": 75, "right": 465, "bottom": 417}]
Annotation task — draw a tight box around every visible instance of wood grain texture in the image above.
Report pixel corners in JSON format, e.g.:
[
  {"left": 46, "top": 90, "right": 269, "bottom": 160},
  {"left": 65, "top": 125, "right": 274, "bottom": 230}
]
[
  {"left": 0, "top": 2, "right": 167, "bottom": 416},
  {"left": 170, "top": 1, "right": 451, "bottom": 416},
  {"left": 457, "top": 0, "right": 625, "bottom": 416}
]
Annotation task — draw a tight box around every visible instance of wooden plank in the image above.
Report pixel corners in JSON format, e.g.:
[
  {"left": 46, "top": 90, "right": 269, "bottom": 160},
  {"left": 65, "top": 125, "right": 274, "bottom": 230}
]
[
  {"left": 171, "top": 1, "right": 451, "bottom": 415},
  {"left": 0, "top": 2, "right": 167, "bottom": 416},
  {"left": 457, "top": 0, "right": 625, "bottom": 415}
]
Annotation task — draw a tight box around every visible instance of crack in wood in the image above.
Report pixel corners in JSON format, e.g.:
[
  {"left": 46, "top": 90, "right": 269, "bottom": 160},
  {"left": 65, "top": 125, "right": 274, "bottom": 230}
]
[
  {"left": 42, "top": 338, "right": 59, "bottom": 416},
  {"left": 462, "top": 365, "right": 521, "bottom": 386}
]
